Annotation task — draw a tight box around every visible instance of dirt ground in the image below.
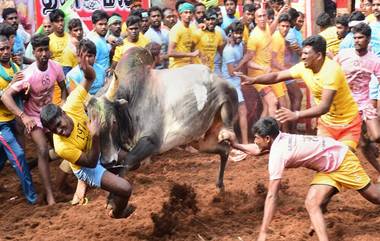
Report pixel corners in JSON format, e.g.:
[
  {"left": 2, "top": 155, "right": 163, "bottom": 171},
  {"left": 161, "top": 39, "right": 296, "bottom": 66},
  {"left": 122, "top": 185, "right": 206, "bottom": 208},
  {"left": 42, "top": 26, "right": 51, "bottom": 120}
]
[{"left": 1, "top": 145, "right": 380, "bottom": 241}]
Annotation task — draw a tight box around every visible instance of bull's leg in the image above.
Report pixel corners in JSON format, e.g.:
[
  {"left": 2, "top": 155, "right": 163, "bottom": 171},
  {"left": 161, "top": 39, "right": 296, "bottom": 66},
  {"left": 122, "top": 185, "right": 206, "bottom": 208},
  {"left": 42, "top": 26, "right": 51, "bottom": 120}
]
[
  {"left": 218, "top": 97, "right": 237, "bottom": 143},
  {"left": 121, "top": 136, "right": 158, "bottom": 172},
  {"left": 198, "top": 123, "right": 231, "bottom": 190}
]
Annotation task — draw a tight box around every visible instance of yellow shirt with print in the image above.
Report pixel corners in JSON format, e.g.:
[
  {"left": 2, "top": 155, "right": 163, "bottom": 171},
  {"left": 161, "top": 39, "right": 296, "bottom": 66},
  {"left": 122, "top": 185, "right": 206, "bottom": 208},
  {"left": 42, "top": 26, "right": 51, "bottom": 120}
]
[
  {"left": 247, "top": 25, "right": 272, "bottom": 77},
  {"left": 318, "top": 26, "right": 340, "bottom": 56},
  {"left": 112, "top": 35, "right": 150, "bottom": 63},
  {"left": 271, "top": 30, "right": 286, "bottom": 71},
  {"left": 53, "top": 85, "right": 91, "bottom": 171},
  {"left": 0, "top": 64, "right": 19, "bottom": 122},
  {"left": 193, "top": 29, "right": 223, "bottom": 71},
  {"left": 169, "top": 22, "right": 194, "bottom": 68},
  {"left": 49, "top": 32, "right": 69, "bottom": 106},
  {"left": 289, "top": 58, "right": 358, "bottom": 125}
]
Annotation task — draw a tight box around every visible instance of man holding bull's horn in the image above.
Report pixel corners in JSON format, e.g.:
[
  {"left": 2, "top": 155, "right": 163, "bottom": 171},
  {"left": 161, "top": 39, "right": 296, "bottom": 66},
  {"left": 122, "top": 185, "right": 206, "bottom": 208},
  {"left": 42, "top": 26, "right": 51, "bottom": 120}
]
[{"left": 40, "top": 50, "right": 135, "bottom": 218}]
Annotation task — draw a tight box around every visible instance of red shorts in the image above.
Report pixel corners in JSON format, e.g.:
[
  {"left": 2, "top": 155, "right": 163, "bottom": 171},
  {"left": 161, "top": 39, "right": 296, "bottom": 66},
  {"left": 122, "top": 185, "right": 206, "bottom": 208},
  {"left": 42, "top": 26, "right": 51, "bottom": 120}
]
[{"left": 317, "top": 114, "right": 362, "bottom": 150}]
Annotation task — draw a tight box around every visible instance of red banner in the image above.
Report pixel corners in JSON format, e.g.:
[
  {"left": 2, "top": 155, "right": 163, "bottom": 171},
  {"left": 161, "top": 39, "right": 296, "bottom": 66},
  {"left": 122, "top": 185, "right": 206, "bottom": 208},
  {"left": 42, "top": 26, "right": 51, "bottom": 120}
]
[{"left": 35, "top": 0, "right": 150, "bottom": 31}]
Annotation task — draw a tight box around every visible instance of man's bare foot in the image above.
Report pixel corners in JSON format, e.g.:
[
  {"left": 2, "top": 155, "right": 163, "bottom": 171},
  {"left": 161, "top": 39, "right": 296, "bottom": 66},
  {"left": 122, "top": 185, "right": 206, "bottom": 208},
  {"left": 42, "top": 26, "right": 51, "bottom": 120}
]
[{"left": 108, "top": 204, "right": 136, "bottom": 219}]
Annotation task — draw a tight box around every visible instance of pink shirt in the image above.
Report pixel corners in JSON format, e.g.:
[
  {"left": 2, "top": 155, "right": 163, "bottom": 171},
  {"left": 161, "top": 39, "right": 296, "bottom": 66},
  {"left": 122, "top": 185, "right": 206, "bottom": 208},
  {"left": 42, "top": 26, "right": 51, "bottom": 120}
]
[
  {"left": 268, "top": 132, "right": 348, "bottom": 180},
  {"left": 12, "top": 60, "right": 64, "bottom": 127},
  {"left": 335, "top": 49, "right": 380, "bottom": 109}
]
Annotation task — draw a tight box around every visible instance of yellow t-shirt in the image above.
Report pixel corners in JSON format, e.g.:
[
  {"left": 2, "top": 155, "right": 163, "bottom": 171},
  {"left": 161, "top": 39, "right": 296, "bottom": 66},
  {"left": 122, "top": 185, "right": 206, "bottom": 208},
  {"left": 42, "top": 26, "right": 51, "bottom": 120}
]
[
  {"left": 271, "top": 30, "right": 286, "bottom": 71},
  {"left": 318, "top": 26, "right": 340, "bottom": 56},
  {"left": 112, "top": 35, "right": 150, "bottom": 63},
  {"left": 49, "top": 32, "right": 69, "bottom": 105},
  {"left": 49, "top": 32, "right": 70, "bottom": 63},
  {"left": 366, "top": 14, "right": 377, "bottom": 24},
  {"left": 243, "top": 25, "right": 250, "bottom": 44},
  {"left": 0, "top": 64, "right": 19, "bottom": 122},
  {"left": 61, "top": 44, "right": 78, "bottom": 68},
  {"left": 169, "top": 22, "right": 194, "bottom": 68},
  {"left": 193, "top": 29, "right": 223, "bottom": 71},
  {"left": 247, "top": 25, "right": 272, "bottom": 77},
  {"left": 53, "top": 85, "right": 91, "bottom": 171},
  {"left": 289, "top": 58, "right": 358, "bottom": 125}
]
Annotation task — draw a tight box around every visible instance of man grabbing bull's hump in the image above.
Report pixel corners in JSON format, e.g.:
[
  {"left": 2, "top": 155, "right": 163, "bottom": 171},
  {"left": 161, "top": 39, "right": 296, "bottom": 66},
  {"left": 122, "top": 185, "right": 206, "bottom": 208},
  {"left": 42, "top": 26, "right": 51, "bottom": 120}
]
[{"left": 40, "top": 50, "right": 135, "bottom": 218}]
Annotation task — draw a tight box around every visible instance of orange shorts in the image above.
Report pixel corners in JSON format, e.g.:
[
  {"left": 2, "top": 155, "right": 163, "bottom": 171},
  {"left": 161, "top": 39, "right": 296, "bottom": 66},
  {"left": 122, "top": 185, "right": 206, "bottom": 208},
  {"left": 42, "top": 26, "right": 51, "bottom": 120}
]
[
  {"left": 317, "top": 114, "right": 362, "bottom": 150},
  {"left": 254, "top": 83, "right": 287, "bottom": 98}
]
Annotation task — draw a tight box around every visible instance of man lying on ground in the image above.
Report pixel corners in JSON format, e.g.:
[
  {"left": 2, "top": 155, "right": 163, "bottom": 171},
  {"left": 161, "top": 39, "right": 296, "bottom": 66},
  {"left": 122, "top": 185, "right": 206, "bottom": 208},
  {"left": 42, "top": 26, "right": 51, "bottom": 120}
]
[{"left": 40, "top": 49, "right": 135, "bottom": 218}]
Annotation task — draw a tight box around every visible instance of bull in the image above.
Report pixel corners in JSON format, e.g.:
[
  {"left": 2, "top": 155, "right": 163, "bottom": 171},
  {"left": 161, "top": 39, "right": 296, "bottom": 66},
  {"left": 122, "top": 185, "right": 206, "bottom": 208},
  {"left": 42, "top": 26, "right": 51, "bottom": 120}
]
[{"left": 87, "top": 47, "right": 238, "bottom": 189}]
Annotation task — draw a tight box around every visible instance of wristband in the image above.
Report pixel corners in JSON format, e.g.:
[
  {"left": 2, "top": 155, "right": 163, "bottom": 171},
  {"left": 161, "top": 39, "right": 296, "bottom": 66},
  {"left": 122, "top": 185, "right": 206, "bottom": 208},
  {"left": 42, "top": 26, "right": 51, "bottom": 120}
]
[
  {"left": 18, "top": 111, "right": 25, "bottom": 119},
  {"left": 295, "top": 111, "right": 300, "bottom": 120}
]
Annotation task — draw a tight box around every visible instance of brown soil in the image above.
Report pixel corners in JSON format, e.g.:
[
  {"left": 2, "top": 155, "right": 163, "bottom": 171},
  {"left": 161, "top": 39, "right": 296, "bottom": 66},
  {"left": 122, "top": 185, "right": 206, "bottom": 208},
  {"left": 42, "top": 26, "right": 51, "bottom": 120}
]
[{"left": 1, "top": 146, "right": 380, "bottom": 241}]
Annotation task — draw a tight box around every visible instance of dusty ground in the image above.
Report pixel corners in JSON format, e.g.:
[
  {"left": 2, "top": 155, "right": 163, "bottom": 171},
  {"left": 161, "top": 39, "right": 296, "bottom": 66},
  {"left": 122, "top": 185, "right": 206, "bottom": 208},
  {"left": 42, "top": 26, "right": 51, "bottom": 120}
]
[{"left": 1, "top": 146, "right": 380, "bottom": 241}]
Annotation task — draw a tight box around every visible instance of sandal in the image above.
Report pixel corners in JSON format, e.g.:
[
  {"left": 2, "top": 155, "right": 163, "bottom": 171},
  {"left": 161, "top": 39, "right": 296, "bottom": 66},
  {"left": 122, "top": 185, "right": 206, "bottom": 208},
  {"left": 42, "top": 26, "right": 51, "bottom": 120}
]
[{"left": 70, "top": 193, "right": 89, "bottom": 205}]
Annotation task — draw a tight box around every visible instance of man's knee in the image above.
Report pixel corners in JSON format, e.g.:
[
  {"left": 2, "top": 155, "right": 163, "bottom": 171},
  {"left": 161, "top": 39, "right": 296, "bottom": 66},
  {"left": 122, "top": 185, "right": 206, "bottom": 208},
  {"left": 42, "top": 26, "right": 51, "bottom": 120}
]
[
  {"left": 238, "top": 104, "right": 247, "bottom": 116},
  {"left": 305, "top": 195, "right": 321, "bottom": 212},
  {"left": 37, "top": 146, "right": 49, "bottom": 159}
]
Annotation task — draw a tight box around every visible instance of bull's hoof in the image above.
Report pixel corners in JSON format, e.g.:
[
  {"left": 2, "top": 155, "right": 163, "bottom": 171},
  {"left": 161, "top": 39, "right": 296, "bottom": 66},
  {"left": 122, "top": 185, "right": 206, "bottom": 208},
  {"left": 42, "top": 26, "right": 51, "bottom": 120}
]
[
  {"left": 216, "top": 182, "right": 225, "bottom": 192},
  {"left": 125, "top": 162, "right": 141, "bottom": 171},
  {"left": 218, "top": 129, "right": 236, "bottom": 143}
]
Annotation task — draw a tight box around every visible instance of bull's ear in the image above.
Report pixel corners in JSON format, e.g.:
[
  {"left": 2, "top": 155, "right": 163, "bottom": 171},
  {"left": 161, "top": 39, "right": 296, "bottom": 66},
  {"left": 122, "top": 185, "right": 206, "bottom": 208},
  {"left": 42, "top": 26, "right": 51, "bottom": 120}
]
[{"left": 116, "top": 99, "right": 128, "bottom": 107}]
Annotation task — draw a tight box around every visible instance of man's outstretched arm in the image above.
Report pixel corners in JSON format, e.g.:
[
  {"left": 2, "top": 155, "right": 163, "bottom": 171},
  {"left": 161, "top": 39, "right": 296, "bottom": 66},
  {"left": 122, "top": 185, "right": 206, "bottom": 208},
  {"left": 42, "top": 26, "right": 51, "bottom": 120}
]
[{"left": 257, "top": 179, "right": 281, "bottom": 241}]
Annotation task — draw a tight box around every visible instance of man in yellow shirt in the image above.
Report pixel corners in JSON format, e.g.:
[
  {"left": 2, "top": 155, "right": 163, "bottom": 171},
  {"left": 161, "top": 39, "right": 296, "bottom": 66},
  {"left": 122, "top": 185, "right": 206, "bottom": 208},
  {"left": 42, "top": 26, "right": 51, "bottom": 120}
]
[
  {"left": 247, "top": 8, "right": 280, "bottom": 118},
  {"left": 362, "top": 0, "right": 377, "bottom": 23},
  {"left": 40, "top": 51, "right": 134, "bottom": 218},
  {"left": 112, "top": 15, "right": 150, "bottom": 69},
  {"left": 317, "top": 12, "right": 340, "bottom": 57},
  {"left": 241, "top": 4, "right": 256, "bottom": 44},
  {"left": 193, "top": 9, "right": 224, "bottom": 72},
  {"left": 168, "top": 2, "right": 199, "bottom": 68},
  {"left": 239, "top": 35, "right": 361, "bottom": 150},
  {"left": 48, "top": 9, "right": 69, "bottom": 105},
  {"left": 271, "top": 13, "right": 291, "bottom": 130},
  {"left": 61, "top": 18, "right": 83, "bottom": 75}
]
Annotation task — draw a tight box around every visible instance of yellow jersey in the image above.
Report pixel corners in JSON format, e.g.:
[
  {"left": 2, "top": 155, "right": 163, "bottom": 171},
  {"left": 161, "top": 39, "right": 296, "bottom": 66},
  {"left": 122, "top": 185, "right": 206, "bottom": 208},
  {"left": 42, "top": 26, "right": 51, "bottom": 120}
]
[
  {"left": 193, "top": 29, "right": 223, "bottom": 71},
  {"left": 271, "top": 30, "right": 286, "bottom": 71},
  {"left": 0, "top": 64, "right": 19, "bottom": 122},
  {"left": 242, "top": 24, "right": 250, "bottom": 44},
  {"left": 49, "top": 32, "right": 69, "bottom": 105},
  {"left": 61, "top": 43, "right": 78, "bottom": 68},
  {"left": 53, "top": 85, "right": 91, "bottom": 171},
  {"left": 319, "top": 26, "right": 340, "bottom": 56},
  {"left": 247, "top": 25, "right": 272, "bottom": 77},
  {"left": 289, "top": 58, "right": 358, "bottom": 125},
  {"left": 366, "top": 14, "right": 377, "bottom": 24},
  {"left": 169, "top": 22, "right": 195, "bottom": 68},
  {"left": 112, "top": 35, "right": 150, "bottom": 63}
]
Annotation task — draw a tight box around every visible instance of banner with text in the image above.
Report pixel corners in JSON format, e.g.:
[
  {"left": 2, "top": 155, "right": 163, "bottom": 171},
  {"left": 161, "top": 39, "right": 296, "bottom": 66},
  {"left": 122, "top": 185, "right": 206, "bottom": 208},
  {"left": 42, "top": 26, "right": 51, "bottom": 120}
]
[{"left": 35, "top": 0, "right": 150, "bottom": 31}]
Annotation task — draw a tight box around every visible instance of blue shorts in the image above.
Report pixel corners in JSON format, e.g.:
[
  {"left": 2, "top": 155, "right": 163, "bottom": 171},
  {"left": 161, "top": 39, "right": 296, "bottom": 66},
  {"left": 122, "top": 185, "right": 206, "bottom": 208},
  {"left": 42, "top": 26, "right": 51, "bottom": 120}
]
[
  {"left": 73, "top": 161, "right": 106, "bottom": 188},
  {"left": 235, "top": 86, "right": 245, "bottom": 103},
  {"left": 369, "top": 74, "right": 380, "bottom": 100}
]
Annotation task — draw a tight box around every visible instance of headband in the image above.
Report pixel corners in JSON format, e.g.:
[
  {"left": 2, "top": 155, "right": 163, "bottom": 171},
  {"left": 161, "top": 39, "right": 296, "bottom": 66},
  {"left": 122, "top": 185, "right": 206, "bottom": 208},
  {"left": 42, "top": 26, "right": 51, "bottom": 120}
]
[
  {"left": 108, "top": 15, "right": 122, "bottom": 26},
  {"left": 178, "top": 2, "right": 194, "bottom": 14},
  {"left": 348, "top": 20, "right": 367, "bottom": 28}
]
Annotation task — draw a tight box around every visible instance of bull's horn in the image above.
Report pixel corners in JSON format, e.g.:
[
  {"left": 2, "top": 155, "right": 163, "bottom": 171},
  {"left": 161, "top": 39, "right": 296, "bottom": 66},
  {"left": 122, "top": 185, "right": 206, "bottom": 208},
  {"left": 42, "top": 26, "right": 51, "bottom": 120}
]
[{"left": 105, "top": 73, "right": 119, "bottom": 102}]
